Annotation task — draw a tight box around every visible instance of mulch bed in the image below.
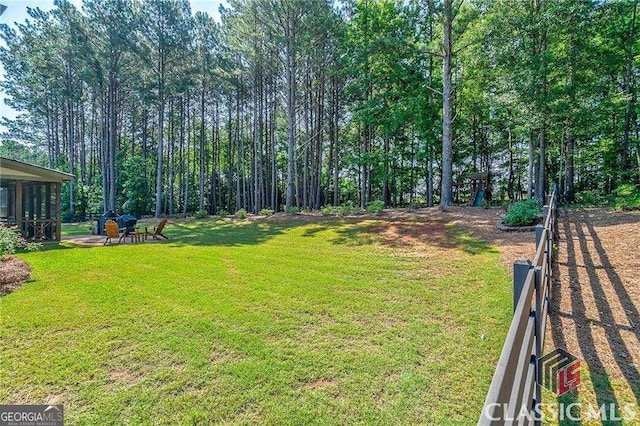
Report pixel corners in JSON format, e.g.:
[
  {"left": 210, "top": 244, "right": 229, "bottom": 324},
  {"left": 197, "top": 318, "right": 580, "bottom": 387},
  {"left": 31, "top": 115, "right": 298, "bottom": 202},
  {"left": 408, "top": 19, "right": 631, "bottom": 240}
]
[{"left": 0, "top": 256, "right": 32, "bottom": 296}]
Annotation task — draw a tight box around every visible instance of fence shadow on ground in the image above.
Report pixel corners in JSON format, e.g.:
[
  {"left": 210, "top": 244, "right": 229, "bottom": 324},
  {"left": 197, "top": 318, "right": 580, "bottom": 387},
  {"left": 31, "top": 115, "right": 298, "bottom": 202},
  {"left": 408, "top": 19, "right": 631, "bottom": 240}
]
[{"left": 549, "top": 211, "right": 640, "bottom": 424}]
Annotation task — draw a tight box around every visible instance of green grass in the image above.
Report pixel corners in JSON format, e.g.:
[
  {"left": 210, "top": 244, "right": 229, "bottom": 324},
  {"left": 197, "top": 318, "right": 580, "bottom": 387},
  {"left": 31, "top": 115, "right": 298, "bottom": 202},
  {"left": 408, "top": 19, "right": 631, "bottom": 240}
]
[
  {"left": 1, "top": 217, "right": 512, "bottom": 424},
  {"left": 61, "top": 222, "right": 95, "bottom": 236}
]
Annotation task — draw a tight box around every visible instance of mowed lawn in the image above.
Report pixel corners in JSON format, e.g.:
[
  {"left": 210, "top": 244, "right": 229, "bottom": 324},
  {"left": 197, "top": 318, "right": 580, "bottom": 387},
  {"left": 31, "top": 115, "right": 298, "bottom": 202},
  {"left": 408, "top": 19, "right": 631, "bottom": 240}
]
[{"left": 1, "top": 217, "right": 512, "bottom": 424}]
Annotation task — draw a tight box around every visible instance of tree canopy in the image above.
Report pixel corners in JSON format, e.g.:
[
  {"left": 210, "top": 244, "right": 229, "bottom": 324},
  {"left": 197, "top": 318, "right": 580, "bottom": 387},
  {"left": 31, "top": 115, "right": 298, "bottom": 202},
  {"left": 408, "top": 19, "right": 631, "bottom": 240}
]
[{"left": 0, "top": 0, "right": 638, "bottom": 218}]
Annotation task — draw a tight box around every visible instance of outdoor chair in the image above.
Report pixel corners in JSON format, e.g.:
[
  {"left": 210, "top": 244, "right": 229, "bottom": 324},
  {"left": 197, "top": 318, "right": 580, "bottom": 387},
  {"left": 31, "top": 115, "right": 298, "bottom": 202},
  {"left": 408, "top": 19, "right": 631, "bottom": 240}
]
[
  {"left": 103, "top": 219, "right": 125, "bottom": 245},
  {"left": 145, "top": 218, "right": 169, "bottom": 240}
]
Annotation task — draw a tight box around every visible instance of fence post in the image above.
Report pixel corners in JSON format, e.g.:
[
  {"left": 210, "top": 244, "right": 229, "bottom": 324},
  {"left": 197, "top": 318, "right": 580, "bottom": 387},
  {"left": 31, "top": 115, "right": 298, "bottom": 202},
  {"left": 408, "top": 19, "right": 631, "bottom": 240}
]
[
  {"left": 534, "top": 265, "right": 543, "bottom": 415},
  {"left": 514, "top": 259, "right": 533, "bottom": 312},
  {"left": 535, "top": 224, "right": 545, "bottom": 248}
]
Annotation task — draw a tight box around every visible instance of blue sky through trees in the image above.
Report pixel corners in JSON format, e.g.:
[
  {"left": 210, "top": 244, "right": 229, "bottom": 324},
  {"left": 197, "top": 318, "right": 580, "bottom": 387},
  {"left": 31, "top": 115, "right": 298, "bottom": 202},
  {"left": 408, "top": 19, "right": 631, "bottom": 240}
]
[{"left": 0, "top": 0, "right": 224, "bottom": 130}]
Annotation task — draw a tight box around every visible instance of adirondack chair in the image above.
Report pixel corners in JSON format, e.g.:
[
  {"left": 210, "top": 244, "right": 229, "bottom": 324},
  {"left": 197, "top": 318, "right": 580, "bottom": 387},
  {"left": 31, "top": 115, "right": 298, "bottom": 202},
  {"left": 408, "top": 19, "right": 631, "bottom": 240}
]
[
  {"left": 103, "top": 219, "right": 125, "bottom": 245},
  {"left": 145, "top": 218, "right": 169, "bottom": 240}
]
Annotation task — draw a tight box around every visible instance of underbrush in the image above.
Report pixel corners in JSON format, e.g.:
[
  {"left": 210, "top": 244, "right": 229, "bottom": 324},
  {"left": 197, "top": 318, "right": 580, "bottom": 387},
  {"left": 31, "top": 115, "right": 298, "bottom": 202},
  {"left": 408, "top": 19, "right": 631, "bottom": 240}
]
[{"left": 574, "top": 184, "right": 640, "bottom": 210}]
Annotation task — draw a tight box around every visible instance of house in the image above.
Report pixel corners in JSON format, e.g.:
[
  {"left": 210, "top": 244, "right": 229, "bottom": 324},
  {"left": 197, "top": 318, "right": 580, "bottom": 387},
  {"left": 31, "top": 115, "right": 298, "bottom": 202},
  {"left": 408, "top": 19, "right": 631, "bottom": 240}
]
[{"left": 0, "top": 156, "right": 75, "bottom": 241}]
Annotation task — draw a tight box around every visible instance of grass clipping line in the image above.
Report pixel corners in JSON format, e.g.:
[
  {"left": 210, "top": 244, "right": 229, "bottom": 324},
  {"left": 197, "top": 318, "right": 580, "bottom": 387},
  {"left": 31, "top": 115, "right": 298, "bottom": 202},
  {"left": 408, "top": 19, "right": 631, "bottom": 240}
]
[{"left": 0, "top": 256, "right": 31, "bottom": 296}]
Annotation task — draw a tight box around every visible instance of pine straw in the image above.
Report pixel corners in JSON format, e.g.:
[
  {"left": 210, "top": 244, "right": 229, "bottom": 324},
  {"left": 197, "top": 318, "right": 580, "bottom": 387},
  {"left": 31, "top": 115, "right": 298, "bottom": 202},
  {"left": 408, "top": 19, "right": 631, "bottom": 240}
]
[
  {"left": 0, "top": 256, "right": 32, "bottom": 296},
  {"left": 546, "top": 208, "right": 640, "bottom": 408},
  {"left": 378, "top": 206, "right": 538, "bottom": 271}
]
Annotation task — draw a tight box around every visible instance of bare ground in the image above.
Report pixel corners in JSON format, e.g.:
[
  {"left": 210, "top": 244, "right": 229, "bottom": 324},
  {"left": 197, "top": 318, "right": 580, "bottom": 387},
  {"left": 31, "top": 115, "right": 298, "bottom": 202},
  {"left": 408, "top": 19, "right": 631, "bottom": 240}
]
[
  {"left": 379, "top": 206, "right": 538, "bottom": 271},
  {"left": 547, "top": 208, "right": 640, "bottom": 412},
  {"left": 262, "top": 206, "right": 539, "bottom": 271}
]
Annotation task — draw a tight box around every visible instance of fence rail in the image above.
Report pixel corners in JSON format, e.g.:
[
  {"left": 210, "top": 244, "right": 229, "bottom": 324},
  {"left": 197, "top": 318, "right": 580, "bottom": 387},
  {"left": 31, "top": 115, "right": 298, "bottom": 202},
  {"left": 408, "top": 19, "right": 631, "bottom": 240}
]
[{"left": 479, "top": 188, "right": 558, "bottom": 425}]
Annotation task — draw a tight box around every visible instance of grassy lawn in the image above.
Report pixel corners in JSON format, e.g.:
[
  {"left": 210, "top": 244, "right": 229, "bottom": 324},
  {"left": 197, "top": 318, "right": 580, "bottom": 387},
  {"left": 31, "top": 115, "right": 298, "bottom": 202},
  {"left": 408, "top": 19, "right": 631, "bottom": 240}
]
[{"left": 1, "top": 217, "right": 512, "bottom": 424}]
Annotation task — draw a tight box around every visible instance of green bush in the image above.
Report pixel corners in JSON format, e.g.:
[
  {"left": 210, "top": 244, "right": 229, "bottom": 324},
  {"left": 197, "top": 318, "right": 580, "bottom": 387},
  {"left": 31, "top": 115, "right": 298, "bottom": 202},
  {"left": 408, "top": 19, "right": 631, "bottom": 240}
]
[
  {"left": 260, "top": 208, "right": 274, "bottom": 216},
  {"left": 321, "top": 204, "right": 364, "bottom": 215},
  {"left": 503, "top": 199, "right": 541, "bottom": 226},
  {"left": 321, "top": 205, "right": 341, "bottom": 216},
  {"left": 286, "top": 206, "right": 299, "bottom": 214},
  {"left": 235, "top": 208, "right": 248, "bottom": 219},
  {"left": 0, "top": 227, "right": 42, "bottom": 257},
  {"left": 614, "top": 184, "right": 636, "bottom": 197},
  {"left": 217, "top": 209, "right": 229, "bottom": 217},
  {"left": 575, "top": 190, "right": 602, "bottom": 206},
  {"left": 611, "top": 184, "right": 640, "bottom": 210},
  {"left": 194, "top": 210, "right": 208, "bottom": 219},
  {"left": 366, "top": 200, "right": 385, "bottom": 214},
  {"left": 341, "top": 202, "right": 362, "bottom": 215}
]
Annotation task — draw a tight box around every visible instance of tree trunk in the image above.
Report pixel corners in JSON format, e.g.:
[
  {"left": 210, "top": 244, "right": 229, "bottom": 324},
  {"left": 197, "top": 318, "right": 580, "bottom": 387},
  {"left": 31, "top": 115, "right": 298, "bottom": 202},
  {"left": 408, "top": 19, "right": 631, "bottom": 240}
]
[
  {"left": 440, "top": 0, "right": 454, "bottom": 206},
  {"left": 199, "top": 88, "right": 206, "bottom": 212},
  {"left": 155, "top": 84, "right": 165, "bottom": 218},
  {"left": 285, "top": 15, "right": 297, "bottom": 212}
]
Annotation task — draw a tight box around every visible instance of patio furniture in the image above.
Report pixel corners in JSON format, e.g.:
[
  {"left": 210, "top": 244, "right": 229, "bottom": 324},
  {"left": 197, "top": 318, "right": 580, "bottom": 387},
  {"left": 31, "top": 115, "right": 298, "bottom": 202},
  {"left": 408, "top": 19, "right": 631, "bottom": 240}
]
[
  {"left": 145, "top": 218, "right": 169, "bottom": 240},
  {"left": 103, "top": 219, "right": 125, "bottom": 245}
]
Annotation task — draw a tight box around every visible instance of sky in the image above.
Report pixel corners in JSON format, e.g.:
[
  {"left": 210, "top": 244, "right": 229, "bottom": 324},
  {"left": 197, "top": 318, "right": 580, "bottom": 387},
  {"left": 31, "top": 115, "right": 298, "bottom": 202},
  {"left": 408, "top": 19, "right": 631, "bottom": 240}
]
[{"left": 0, "top": 0, "right": 225, "bottom": 131}]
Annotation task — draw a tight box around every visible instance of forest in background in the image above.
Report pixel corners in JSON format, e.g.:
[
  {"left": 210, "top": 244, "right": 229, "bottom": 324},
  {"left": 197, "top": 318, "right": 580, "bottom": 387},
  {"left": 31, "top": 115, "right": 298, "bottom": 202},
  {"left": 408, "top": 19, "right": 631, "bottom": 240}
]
[{"left": 0, "top": 0, "right": 638, "bottom": 219}]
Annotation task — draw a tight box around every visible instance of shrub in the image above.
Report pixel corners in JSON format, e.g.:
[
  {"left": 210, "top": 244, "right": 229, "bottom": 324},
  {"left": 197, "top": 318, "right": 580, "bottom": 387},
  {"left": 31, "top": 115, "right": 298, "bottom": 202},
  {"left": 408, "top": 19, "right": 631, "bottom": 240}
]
[
  {"left": 235, "top": 208, "right": 248, "bottom": 219},
  {"left": 286, "top": 206, "right": 299, "bottom": 214},
  {"left": 366, "top": 200, "right": 385, "bottom": 214},
  {"left": 217, "top": 209, "right": 229, "bottom": 217},
  {"left": 0, "top": 226, "right": 42, "bottom": 257},
  {"left": 503, "top": 199, "right": 541, "bottom": 227},
  {"left": 194, "top": 210, "right": 208, "bottom": 219},
  {"left": 260, "top": 208, "right": 274, "bottom": 216},
  {"left": 609, "top": 184, "right": 640, "bottom": 210},
  {"left": 321, "top": 205, "right": 342, "bottom": 216},
  {"left": 575, "top": 190, "right": 601, "bottom": 206},
  {"left": 613, "top": 183, "right": 637, "bottom": 198},
  {"left": 341, "top": 202, "right": 362, "bottom": 215}
]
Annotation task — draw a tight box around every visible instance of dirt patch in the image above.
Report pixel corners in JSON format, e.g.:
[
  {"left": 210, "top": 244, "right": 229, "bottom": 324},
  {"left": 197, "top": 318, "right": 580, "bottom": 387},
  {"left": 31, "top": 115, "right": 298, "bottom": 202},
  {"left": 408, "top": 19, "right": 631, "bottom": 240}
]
[
  {"left": 304, "top": 378, "right": 337, "bottom": 390},
  {"left": 0, "top": 256, "right": 31, "bottom": 296},
  {"left": 256, "top": 207, "right": 538, "bottom": 271},
  {"left": 108, "top": 366, "right": 143, "bottom": 386},
  {"left": 367, "top": 221, "right": 451, "bottom": 248},
  {"left": 547, "top": 208, "right": 640, "bottom": 404},
  {"left": 380, "top": 207, "right": 539, "bottom": 271}
]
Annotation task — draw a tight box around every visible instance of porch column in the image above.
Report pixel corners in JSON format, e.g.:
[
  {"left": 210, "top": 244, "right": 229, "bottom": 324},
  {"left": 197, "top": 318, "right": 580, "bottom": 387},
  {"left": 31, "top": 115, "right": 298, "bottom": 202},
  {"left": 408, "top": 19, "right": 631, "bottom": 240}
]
[
  {"left": 15, "top": 181, "right": 22, "bottom": 234},
  {"left": 56, "top": 182, "right": 62, "bottom": 241}
]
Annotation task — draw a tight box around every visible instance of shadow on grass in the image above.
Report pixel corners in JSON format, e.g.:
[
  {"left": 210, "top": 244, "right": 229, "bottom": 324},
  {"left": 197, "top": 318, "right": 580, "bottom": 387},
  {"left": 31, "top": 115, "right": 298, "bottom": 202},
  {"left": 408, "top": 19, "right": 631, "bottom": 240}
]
[
  {"left": 165, "top": 219, "right": 292, "bottom": 247},
  {"left": 59, "top": 216, "right": 500, "bottom": 256},
  {"left": 302, "top": 218, "right": 498, "bottom": 255},
  {"left": 38, "top": 241, "right": 94, "bottom": 252}
]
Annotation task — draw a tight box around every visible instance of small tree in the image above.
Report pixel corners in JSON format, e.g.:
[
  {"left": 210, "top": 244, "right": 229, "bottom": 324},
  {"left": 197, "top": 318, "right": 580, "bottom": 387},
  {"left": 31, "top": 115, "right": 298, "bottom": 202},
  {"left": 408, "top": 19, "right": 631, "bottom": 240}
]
[{"left": 121, "top": 156, "right": 152, "bottom": 217}]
